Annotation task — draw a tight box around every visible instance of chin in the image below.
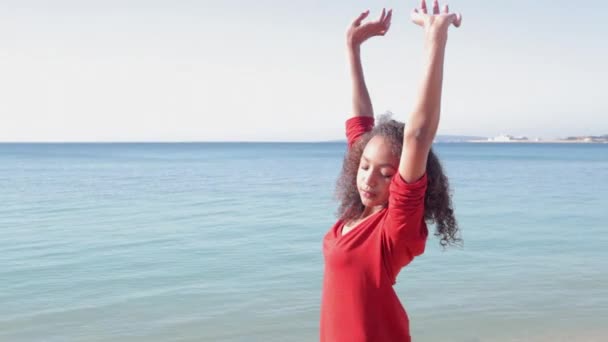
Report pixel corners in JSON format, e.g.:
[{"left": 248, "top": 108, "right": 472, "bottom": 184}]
[
  {"left": 360, "top": 195, "right": 377, "bottom": 207},
  {"left": 360, "top": 195, "right": 387, "bottom": 209}
]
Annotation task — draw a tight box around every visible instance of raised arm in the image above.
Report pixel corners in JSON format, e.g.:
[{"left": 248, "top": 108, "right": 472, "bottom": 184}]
[
  {"left": 399, "top": 0, "right": 462, "bottom": 183},
  {"left": 346, "top": 8, "right": 392, "bottom": 118}
]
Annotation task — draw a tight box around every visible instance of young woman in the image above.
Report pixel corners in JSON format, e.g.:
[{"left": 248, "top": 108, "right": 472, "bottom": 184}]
[{"left": 320, "top": 1, "right": 462, "bottom": 341}]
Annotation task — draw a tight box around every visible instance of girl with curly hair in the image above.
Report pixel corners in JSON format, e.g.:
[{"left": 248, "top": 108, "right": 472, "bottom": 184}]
[{"left": 320, "top": 1, "right": 462, "bottom": 341}]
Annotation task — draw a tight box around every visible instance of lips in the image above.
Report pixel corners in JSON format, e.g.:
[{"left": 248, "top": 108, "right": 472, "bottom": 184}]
[{"left": 361, "top": 189, "right": 376, "bottom": 198}]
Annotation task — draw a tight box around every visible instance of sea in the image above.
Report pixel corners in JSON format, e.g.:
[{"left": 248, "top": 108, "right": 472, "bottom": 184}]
[{"left": 1, "top": 142, "right": 607, "bottom": 342}]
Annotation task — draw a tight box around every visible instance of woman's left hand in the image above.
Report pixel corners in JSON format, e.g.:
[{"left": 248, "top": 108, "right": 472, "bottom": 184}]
[{"left": 410, "top": 0, "right": 462, "bottom": 42}]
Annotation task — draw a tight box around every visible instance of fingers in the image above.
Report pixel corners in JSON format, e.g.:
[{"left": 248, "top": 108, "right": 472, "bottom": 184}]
[
  {"left": 380, "top": 9, "right": 392, "bottom": 35},
  {"left": 352, "top": 10, "right": 370, "bottom": 27},
  {"left": 420, "top": 0, "right": 428, "bottom": 14},
  {"left": 373, "top": 8, "right": 391, "bottom": 34},
  {"left": 385, "top": 9, "right": 392, "bottom": 28},
  {"left": 411, "top": 8, "right": 424, "bottom": 27},
  {"left": 372, "top": 8, "right": 392, "bottom": 36},
  {"left": 432, "top": 0, "right": 440, "bottom": 15},
  {"left": 412, "top": 1, "right": 462, "bottom": 28},
  {"left": 453, "top": 13, "right": 462, "bottom": 27}
]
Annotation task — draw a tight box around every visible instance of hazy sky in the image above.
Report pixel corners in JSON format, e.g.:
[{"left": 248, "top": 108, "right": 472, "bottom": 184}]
[{"left": 1, "top": 0, "right": 606, "bottom": 142}]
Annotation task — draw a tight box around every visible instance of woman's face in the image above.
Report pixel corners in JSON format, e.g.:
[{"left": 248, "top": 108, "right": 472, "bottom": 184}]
[{"left": 356, "top": 136, "right": 399, "bottom": 208}]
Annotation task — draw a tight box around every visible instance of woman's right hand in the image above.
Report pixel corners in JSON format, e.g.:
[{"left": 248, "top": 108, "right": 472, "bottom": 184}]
[{"left": 347, "top": 8, "right": 392, "bottom": 50}]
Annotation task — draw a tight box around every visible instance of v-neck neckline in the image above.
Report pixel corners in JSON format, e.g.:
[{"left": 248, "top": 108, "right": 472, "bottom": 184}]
[{"left": 339, "top": 209, "right": 383, "bottom": 238}]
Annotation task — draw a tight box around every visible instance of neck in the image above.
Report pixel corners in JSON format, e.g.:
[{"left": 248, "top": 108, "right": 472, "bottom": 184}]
[{"left": 360, "top": 204, "right": 384, "bottom": 219}]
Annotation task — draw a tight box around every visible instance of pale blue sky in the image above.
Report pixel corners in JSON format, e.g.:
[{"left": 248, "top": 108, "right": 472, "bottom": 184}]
[{"left": 0, "top": 0, "right": 606, "bottom": 142}]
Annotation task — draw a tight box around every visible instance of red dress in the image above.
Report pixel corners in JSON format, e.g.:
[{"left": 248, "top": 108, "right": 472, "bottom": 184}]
[{"left": 320, "top": 117, "right": 428, "bottom": 342}]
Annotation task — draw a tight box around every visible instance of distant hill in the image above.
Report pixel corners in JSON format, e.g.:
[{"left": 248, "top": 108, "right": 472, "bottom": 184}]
[
  {"left": 433, "top": 135, "right": 488, "bottom": 142},
  {"left": 324, "top": 135, "right": 487, "bottom": 143}
]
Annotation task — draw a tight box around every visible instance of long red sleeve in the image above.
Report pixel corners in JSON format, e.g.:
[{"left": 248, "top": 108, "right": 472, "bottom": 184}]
[{"left": 320, "top": 118, "right": 428, "bottom": 342}]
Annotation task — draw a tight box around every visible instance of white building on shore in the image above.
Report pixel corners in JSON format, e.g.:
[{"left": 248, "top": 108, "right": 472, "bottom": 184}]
[{"left": 489, "top": 134, "right": 529, "bottom": 142}]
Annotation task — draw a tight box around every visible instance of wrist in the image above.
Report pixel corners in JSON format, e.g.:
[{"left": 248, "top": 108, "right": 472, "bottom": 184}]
[
  {"left": 424, "top": 31, "right": 448, "bottom": 50},
  {"left": 347, "top": 42, "right": 361, "bottom": 55}
]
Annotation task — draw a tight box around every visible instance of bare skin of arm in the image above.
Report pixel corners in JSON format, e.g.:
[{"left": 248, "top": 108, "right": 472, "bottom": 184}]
[
  {"left": 399, "top": 0, "right": 462, "bottom": 183},
  {"left": 346, "top": 8, "right": 392, "bottom": 118}
]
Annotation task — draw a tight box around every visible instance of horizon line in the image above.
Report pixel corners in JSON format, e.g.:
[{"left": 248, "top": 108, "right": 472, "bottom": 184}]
[{"left": 3, "top": 135, "right": 608, "bottom": 144}]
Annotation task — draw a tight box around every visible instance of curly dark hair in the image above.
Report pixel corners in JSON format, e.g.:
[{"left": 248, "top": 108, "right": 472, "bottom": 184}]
[{"left": 335, "top": 113, "right": 461, "bottom": 248}]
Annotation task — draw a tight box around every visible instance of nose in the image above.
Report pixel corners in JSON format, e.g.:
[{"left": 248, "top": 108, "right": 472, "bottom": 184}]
[{"left": 363, "top": 174, "right": 377, "bottom": 188}]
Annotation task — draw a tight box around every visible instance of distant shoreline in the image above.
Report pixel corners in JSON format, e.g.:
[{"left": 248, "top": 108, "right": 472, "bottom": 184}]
[
  {"left": 1, "top": 140, "right": 607, "bottom": 144},
  {"left": 465, "top": 140, "right": 608, "bottom": 144}
]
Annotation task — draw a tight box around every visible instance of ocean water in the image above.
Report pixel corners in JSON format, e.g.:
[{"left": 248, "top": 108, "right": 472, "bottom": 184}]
[{"left": 1, "top": 142, "right": 607, "bottom": 342}]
